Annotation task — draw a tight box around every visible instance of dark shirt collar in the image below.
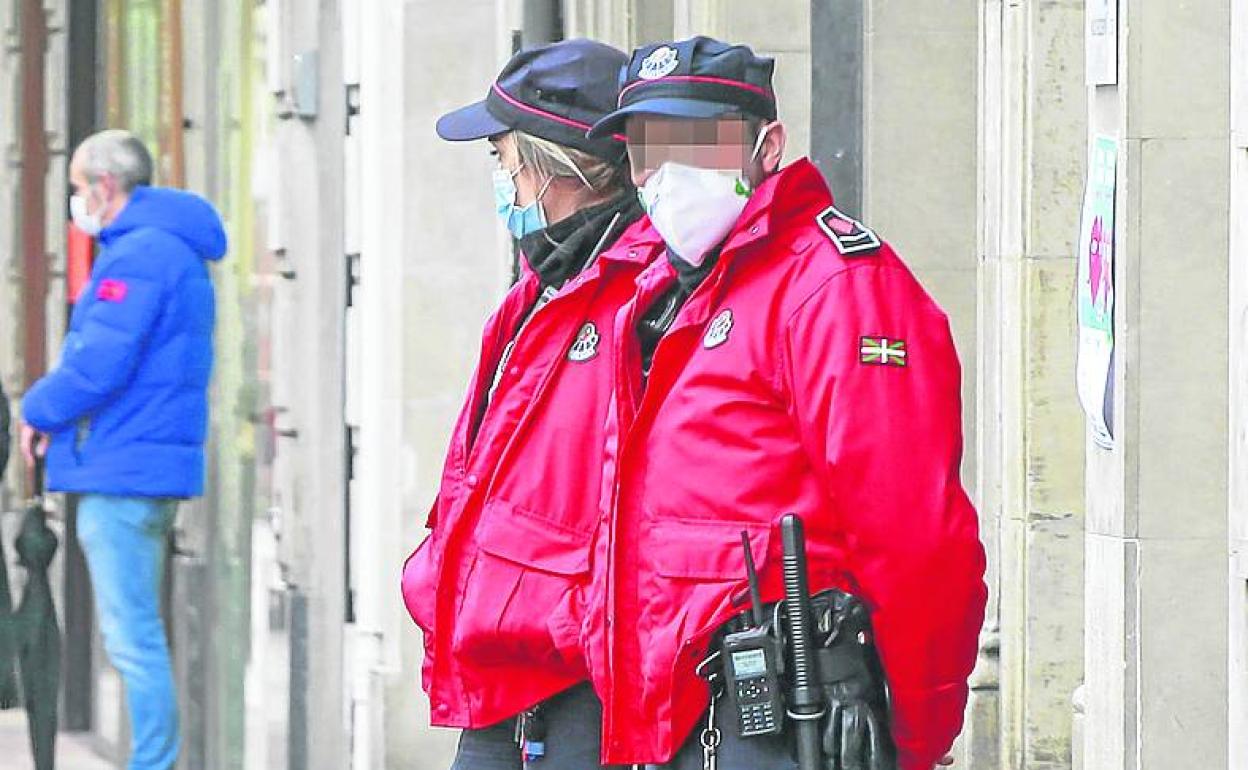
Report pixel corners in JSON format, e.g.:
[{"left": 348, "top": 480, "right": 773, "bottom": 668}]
[
  {"left": 666, "top": 247, "right": 719, "bottom": 294},
  {"left": 519, "top": 191, "right": 643, "bottom": 289}
]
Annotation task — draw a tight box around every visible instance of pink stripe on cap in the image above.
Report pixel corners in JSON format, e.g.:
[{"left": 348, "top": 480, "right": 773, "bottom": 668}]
[
  {"left": 618, "top": 74, "right": 775, "bottom": 105},
  {"left": 492, "top": 84, "right": 628, "bottom": 143}
]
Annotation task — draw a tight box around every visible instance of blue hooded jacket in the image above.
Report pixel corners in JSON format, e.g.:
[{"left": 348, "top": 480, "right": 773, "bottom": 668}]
[{"left": 22, "top": 186, "right": 226, "bottom": 498}]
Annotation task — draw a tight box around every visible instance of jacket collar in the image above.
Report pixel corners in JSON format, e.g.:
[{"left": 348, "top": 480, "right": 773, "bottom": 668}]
[
  {"left": 511, "top": 212, "right": 663, "bottom": 294},
  {"left": 598, "top": 215, "right": 666, "bottom": 266},
  {"left": 717, "top": 157, "right": 834, "bottom": 258}
]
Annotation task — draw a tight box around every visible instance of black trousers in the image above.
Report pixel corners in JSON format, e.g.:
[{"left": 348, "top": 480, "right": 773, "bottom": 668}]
[
  {"left": 647, "top": 699, "right": 799, "bottom": 770},
  {"left": 449, "top": 684, "right": 799, "bottom": 770},
  {"left": 449, "top": 683, "right": 628, "bottom": 770}
]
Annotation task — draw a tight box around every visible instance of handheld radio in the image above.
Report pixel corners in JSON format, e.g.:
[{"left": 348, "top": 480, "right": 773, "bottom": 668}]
[{"left": 721, "top": 531, "right": 785, "bottom": 738}]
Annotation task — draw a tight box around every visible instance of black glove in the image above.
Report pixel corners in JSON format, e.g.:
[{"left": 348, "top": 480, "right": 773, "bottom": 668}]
[{"left": 812, "top": 591, "right": 897, "bottom": 770}]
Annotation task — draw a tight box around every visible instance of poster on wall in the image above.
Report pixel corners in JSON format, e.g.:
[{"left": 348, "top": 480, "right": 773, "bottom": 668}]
[
  {"left": 1077, "top": 135, "right": 1118, "bottom": 449},
  {"left": 1086, "top": 0, "right": 1118, "bottom": 85}
]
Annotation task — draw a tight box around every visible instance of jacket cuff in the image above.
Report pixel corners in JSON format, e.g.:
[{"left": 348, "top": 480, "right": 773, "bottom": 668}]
[{"left": 20, "top": 383, "right": 60, "bottom": 434}]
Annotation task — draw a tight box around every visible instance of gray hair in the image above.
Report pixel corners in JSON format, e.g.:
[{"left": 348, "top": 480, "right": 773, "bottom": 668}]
[
  {"left": 513, "top": 131, "right": 630, "bottom": 196},
  {"left": 74, "top": 129, "right": 154, "bottom": 192}
]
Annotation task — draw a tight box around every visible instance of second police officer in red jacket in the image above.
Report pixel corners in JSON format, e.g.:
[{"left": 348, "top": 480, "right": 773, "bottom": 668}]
[
  {"left": 580, "top": 37, "right": 989, "bottom": 770},
  {"left": 401, "top": 39, "right": 664, "bottom": 769}
]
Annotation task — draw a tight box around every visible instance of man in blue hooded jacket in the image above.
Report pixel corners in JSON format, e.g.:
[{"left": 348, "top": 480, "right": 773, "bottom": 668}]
[{"left": 21, "top": 129, "right": 226, "bottom": 770}]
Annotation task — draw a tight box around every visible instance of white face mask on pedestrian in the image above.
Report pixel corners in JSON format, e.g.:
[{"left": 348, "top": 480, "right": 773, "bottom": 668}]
[
  {"left": 70, "top": 189, "right": 105, "bottom": 237},
  {"left": 636, "top": 123, "right": 773, "bottom": 267}
]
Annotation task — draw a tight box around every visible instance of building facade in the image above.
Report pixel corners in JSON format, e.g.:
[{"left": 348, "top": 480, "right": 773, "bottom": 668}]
[{"left": 0, "top": 2, "right": 1243, "bottom": 769}]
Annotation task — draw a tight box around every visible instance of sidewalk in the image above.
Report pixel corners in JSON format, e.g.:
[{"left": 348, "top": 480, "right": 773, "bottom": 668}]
[{"left": 0, "top": 711, "right": 114, "bottom": 770}]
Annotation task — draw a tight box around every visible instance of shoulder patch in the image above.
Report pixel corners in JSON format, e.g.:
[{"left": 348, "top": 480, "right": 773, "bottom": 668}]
[
  {"left": 816, "top": 205, "right": 881, "bottom": 256},
  {"left": 860, "top": 336, "right": 907, "bottom": 367},
  {"left": 96, "top": 279, "right": 129, "bottom": 302}
]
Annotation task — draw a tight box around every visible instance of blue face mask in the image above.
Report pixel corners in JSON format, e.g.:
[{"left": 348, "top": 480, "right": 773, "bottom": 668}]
[{"left": 493, "top": 165, "right": 549, "bottom": 239}]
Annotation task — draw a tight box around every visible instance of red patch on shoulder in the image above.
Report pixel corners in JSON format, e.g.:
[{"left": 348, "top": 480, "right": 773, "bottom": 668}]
[
  {"left": 827, "top": 216, "right": 856, "bottom": 236},
  {"left": 96, "top": 279, "right": 128, "bottom": 302},
  {"left": 816, "top": 205, "right": 882, "bottom": 256}
]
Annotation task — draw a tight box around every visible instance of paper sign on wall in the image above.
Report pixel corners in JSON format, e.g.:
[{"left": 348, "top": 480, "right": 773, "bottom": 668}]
[{"left": 1076, "top": 135, "right": 1118, "bottom": 449}]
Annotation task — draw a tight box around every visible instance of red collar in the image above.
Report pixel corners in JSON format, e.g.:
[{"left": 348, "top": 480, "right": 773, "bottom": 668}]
[
  {"left": 718, "top": 158, "right": 835, "bottom": 256},
  {"left": 629, "top": 159, "right": 836, "bottom": 289},
  {"left": 599, "top": 216, "right": 666, "bottom": 266}
]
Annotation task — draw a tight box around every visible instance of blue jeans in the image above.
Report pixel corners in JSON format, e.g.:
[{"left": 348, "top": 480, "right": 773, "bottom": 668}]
[{"left": 77, "top": 495, "right": 180, "bottom": 770}]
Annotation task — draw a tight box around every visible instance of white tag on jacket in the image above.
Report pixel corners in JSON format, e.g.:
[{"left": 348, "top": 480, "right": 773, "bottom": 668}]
[
  {"left": 703, "top": 309, "right": 734, "bottom": 349},
  {"left": 568, "top": 322, "right": 601, "bottom": 362}
]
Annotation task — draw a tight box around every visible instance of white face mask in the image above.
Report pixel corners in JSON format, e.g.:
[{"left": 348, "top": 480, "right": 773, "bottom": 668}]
[
  {"left": 70, "top": 192, "right": 104, "bottom": 237},
  {"left": 636, "top": 122, "right": 773, "bottom": 267},
  {"left": 637, "top": 164, "right": 751, "bottom": 267}
]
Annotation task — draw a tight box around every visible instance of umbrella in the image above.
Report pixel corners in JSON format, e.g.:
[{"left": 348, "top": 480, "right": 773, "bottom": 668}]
[
  {"left": 0, "top": 381, "right": 15, "bottom": 706},
  {"left": 15, "top": 458, "right": 60, "bottom": 769},
  {"left": 0, "top": 522, "right": 18, "bottom": 709}
]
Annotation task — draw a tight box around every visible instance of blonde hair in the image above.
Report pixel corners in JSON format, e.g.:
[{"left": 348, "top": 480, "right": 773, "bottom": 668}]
[{"left": 513, "top": 131, "right": 630, "bottom": 197}]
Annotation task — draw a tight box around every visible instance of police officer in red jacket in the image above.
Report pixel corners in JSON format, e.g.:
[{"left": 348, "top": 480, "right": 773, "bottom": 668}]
[
  {"left": 580, "top": 37, "right": 988, "bottom": 770},
  {"left": 401, "top": 39, "right": 663, "bottom": 769}
]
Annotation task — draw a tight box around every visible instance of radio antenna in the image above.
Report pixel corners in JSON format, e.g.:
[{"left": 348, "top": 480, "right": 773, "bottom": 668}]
[{"left": 741, "top": 531, "right": 765, "bottom": 628}]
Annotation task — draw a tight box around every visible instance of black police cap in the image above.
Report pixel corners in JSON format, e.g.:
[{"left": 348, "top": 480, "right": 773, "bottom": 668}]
[
  {"left": 436, "top": 38, "right": 629, "bottom": 162},
  {"left": 587, "top": 36, "right": 777, "bottom": 139}
]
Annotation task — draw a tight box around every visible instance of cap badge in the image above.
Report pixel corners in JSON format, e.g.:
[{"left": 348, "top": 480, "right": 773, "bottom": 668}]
[{"left": 639, "top": 46, "right": 680, "bottom": 80}]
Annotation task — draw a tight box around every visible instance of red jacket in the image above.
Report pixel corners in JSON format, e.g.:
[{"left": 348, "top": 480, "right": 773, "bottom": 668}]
[
  {"left": 401, "top": 218, "right": 664, "bottom": 729},
  {"left": 585, "top": 160, "right": 987, "bottom": 769}
]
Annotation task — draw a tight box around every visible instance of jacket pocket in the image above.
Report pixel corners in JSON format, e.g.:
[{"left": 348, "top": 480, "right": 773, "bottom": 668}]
[
  {"left": 452, "top": 499, "right": 593, "bottom": 670},
  {"left": 641, "top": 517, "right": 774, "bottom": 694},
  {"left": 477, "top": 500, "right": 592, "bottom": 575},
  {"left": 401, "top": 488, "right": 454, "bottom": 635},
  {"left": 75, "top": 416, "right": 92, "bottom": 455},
  {"left": 401, "top": 534, "right": 438, "bottom": 635},
  {"left": 648, "top": 517, "right": 771, "bottom": 581}
]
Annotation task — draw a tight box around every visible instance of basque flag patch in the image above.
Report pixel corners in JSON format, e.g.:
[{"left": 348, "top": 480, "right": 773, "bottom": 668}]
[{"left": 859, "top": 336, "right": 907, "bottom": 367}]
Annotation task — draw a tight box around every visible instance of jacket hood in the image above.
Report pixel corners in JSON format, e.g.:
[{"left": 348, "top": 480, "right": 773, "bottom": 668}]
[{"left": 100, "top": 186, "right": 228, "bottom": 261}]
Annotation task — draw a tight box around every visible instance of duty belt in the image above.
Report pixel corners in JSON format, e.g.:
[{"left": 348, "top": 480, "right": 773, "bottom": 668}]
[{"left": 696, "top": 588, "right": 898, "bottom": 770}]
